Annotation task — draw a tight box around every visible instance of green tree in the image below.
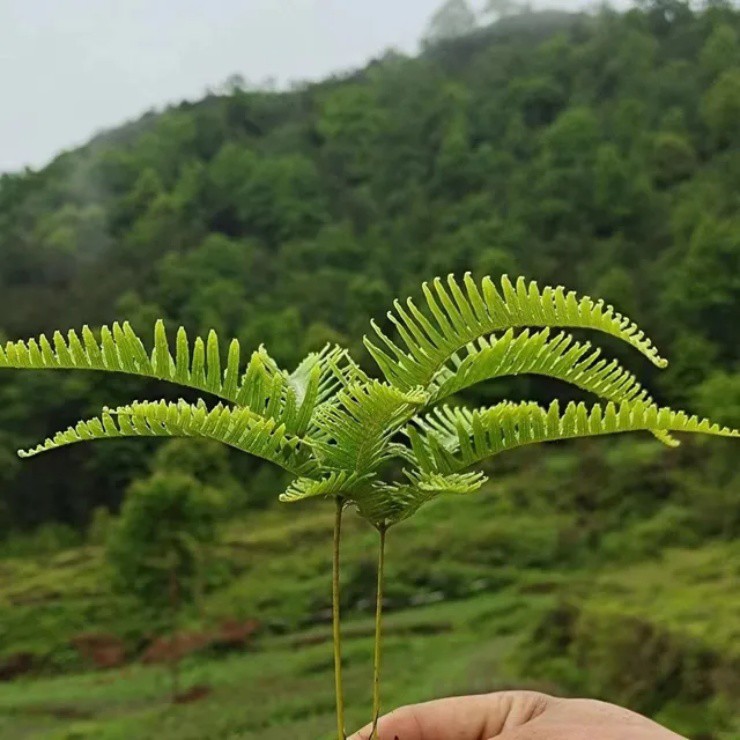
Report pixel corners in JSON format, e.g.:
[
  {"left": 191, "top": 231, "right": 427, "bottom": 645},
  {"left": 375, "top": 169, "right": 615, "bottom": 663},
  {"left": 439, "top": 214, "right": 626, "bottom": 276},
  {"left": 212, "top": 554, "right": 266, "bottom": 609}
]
[
  {"left": 702, "top": 68, "right": 740, "bottom": 148},
  {"left": 592, "top": 143, "right": 652, "bottom": 233},
  {"left": 112, "top": 168, "right": 164, "bottom": 232},
  {"left": 107, "top": 472, "right": 223, "bottom": 699},
  {"left": 692, "top": 370, "right": 740, "bottom": 427},
  {"left": 650, "top": 131, "right": 697, "bottom": 186},
  {"left": 317, "top": 84, "right": 387, "bottom": 184},
  {"left": 700, "top": 23, "right": 739, "bottom": 79},
  {"left": 152, "top": 438, "right": 243, "bottom": 512},
  {"left": 433, "top": 84, "right": 474, "bottom": 198},
  {"left": 208, "top": 145, "right": 328, "bottom": 243},
  {"left": 593, "top": 266, "right": 640, "bottom": 321},
  {"left": 665, "top": 215, "right": 740, "bottom": 352},
  {"left": 87, "top": 505, "right": 112, "bottom": 545}
]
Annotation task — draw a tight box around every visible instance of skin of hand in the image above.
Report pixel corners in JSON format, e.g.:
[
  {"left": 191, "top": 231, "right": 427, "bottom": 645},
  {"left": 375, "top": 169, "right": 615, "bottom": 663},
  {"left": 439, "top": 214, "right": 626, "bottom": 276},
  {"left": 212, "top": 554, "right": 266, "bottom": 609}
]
[{"left": 349, "top": 691, "right": 687, "bottom": 740}]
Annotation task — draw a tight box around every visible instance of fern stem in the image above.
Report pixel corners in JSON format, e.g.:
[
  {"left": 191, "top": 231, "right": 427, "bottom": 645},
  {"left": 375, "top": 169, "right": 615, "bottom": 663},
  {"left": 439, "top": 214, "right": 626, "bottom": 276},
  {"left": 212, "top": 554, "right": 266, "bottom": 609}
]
[
  {"left": 332, "top": 496, "right": 346, "bottom": 740},
  {"left": 370, "top": 525, "right": 387, "bottom": 740}
]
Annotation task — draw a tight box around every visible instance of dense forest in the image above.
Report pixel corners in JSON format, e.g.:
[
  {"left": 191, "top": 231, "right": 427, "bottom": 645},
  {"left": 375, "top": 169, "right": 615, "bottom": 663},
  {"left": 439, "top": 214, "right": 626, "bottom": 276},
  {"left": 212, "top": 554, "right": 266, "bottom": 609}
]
[{"left": 0, "top": 0, "right": 738, "bottom": 535}]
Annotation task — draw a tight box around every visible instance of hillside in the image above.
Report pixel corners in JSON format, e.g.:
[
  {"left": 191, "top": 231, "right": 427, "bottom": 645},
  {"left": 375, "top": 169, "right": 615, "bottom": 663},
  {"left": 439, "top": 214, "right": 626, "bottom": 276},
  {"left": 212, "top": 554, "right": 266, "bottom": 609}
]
[
  {"left": 0, "top": 2, "right": 739, "bottom": 738},
  {"left": 0, "top": 442, "right": 738, "bottom": 738},
  {"left": 1, "top": 3, "right": 738, "bottom": 529}
]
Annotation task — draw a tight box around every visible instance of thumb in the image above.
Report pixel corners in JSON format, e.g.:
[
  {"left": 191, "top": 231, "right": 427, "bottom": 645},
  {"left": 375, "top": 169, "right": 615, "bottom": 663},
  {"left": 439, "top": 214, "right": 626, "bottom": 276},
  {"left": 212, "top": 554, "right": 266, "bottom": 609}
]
[{"left": 349, "top": 692, "right": 551, "bottom": 740}]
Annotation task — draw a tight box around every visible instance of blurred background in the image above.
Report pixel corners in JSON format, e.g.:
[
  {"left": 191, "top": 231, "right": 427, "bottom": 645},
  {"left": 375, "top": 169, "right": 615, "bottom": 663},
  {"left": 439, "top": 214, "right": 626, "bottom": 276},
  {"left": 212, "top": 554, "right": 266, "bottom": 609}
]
[{"left": 0, "top": 0, "right": 738, "bottom": 738}]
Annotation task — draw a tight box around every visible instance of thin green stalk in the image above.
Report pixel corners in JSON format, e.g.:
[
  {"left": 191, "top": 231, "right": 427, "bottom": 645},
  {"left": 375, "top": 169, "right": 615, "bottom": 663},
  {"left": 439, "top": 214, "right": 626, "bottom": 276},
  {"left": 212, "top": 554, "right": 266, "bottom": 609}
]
[
  {"left": 370, "top": 525, "right": 387, "bottom": 740},
  {"left": 333, "top": 496, "right": 346, "bottom": 740}
]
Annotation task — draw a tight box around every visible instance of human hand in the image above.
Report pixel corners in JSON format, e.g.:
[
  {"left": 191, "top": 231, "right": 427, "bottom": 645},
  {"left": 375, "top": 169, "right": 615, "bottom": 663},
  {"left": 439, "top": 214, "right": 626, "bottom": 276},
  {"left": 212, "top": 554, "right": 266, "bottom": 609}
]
[{"left": 349, "top": 691, "right": 686, "bottom": 739}]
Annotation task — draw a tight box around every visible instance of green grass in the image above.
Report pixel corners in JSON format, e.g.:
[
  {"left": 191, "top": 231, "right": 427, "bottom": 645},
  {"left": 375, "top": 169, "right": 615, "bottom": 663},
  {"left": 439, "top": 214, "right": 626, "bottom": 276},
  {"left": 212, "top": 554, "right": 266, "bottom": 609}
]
[
  {"left": 0, "top": 471, "right": 572, "bottom": 667},
  {"left": 0, "top": 592, "right": 544, "bottom": 739},
  {"left": 0, "top": 550, "right": 737, "bottom": 738},
  {"left": 0, "top": 444, "right": 737, "bottom": 737},
  {"left": 588, "top": 542, "right": 740, "bottom": 655}
]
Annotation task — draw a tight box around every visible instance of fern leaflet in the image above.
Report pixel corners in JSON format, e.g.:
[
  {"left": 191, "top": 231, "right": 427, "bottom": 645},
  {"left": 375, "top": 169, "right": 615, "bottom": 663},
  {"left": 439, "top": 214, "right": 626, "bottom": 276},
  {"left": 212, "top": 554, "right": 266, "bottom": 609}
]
[
  {"left": 0, "top": 321, "right": 339, "bottom": 436},
  {"left": 311, "top": 381, "right": 428, "bottom": 477},
  {"left": 407, "top": 400, "right": 739, "bottom": 474},
  {"left": 279, "top": 471, "right": 372, "bottom": 503},
  {"left": 354, "top": 470, "right": 487, "bottom": 526},
  {"left": 19, "top": 399, "right": 319, "bottom": 476},
  {"left": 366, "top": 274, "right": 667, "bottom": 392}
]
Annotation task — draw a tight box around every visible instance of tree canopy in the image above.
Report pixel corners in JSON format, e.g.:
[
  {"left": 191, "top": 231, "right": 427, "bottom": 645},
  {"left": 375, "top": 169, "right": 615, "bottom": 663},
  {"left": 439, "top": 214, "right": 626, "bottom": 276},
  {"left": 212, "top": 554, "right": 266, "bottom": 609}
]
[{"left": 0, "top": 1, "right": 738, "bottom": 530}]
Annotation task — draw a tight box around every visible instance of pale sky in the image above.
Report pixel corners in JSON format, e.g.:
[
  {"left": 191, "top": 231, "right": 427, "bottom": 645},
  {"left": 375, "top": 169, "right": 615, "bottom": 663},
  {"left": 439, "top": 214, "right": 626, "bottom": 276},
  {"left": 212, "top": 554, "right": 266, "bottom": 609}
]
[{"left": 0, "top": 0, "right": 583, "bottom": 174}]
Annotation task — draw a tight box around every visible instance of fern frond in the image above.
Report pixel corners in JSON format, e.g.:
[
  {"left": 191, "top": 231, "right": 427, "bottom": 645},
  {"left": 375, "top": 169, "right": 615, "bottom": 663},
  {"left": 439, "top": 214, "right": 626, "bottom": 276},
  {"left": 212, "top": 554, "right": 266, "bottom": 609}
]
[
  {"left": 290, "top": 346, "right": 369, "bottom": 450},
  {"left": 279, "top": 471, "right": 372, "bottom": 503},
  {"left": 428, "top": 326, "right": 677, "bottom": 446},
  {"left": 1, "top": 320, "right": 234, "bottom": 397},
  {"left": 290, "top": 345, "right": 350, "bottom": 408},
  {"left": 429, "top": 327, "right": 651, "bottom": 404},
  {"left": 232, "top": 344, "right": 310, "bottom": 433},
  {"left": 407, "top": 400, "right": 739, "bottom": 474},
  {"left": 312, "top": 381, "right": 428, "bottom": 476},
  {"left": 354, "top": 470, "right": 486, "bottom": 526},
  {"left": 0, "top": 321, "right": 333, "bottom": 436},
  {"left": 19, "top": 399, "right": 319, "bottom": 476},
  {"left": 365, "top": 274, "right": 667, "bottom": 392},
  {"left": 320, "top": 345, "right": 371, "bottom": 395},
  {"left": 299, "top": 345, "right": 370, "bottom": 433}
]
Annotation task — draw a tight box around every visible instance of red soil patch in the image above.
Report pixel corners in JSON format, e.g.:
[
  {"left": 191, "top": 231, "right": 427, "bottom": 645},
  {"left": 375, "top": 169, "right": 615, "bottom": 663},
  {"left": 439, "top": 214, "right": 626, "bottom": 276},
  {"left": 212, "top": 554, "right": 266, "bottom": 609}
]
[
  {"left": 141, "top": 632, "right": 212, "bottom": 664},
  {"left": 214, "top": 618, "right": 260, "bottom": 649},
  {"left": 141, "top": 619, "right": 260, "bottom": 664},
  {"left": 71, "top": 633, "right": 127, "bottom": 669},
  {"left": 174, "top": 684, "right": 211, "bottom": 704},
  {"left": 0, "top": 652, "right": 34, "bottom": 681}
]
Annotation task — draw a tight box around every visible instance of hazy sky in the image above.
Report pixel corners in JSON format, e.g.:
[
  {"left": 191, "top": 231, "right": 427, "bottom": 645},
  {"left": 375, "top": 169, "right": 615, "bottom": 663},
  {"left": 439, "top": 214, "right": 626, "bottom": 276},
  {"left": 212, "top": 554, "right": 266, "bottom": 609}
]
[
  {"left": 0, "top": 0, "right": 442, "bottom": 173},
  {"left": 0, "top": 0, "right": 578, "bottom": 174}
]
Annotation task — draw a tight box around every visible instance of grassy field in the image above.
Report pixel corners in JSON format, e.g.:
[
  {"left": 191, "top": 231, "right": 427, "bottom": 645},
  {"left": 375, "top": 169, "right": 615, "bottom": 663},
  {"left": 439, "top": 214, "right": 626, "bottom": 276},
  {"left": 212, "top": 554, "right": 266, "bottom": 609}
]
[
  {"left": 0, "top": 442, "right": 738, "bottom": 738},
  {"left": 0, "top": 591, "right": 549, "bottom": 739},
  {"left": 1, "top": 544, "right": 738, "bottom": 738}
]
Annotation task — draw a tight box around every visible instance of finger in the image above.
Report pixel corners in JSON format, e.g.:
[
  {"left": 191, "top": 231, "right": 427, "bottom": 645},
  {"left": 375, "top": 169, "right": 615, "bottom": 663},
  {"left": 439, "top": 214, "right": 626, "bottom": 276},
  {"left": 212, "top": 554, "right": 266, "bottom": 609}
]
[
  {"left": 492, "top": 698, "right": 687, "bottom": 740},
  {"left": 349, "top": 691, "right": 551, "bottom": 740}
]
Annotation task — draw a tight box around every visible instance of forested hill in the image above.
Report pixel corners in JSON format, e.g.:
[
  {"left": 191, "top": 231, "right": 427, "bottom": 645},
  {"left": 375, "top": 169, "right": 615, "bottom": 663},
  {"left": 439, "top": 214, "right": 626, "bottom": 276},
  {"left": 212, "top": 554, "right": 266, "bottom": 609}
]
[{"left": 0, "top": 2, "right": 738, "bottom": 530}]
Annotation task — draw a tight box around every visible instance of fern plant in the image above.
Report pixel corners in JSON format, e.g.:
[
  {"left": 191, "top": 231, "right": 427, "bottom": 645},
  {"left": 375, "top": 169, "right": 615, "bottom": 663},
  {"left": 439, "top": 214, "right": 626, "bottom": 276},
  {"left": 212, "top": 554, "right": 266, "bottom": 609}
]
[{"left": 3, "top": 273, "right": 738, "bottom": 740}]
